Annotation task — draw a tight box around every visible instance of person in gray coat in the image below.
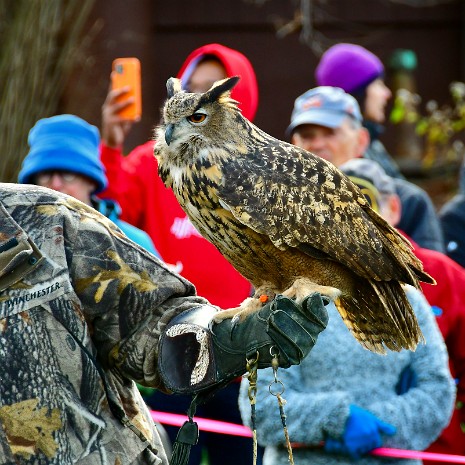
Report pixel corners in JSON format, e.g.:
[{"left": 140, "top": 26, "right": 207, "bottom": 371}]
[{"left": 239, "top": 282, "right": 455, "bottom": 465}]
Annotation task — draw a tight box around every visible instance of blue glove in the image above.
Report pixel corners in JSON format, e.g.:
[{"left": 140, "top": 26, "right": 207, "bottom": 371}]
[{"left": 324, "top": 405, "right": 397, "bottom": 459}]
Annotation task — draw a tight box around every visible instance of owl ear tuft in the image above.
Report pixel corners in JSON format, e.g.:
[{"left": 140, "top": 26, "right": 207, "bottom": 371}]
[
  {"left": 199, "top": 76, "right": 240, "bottom": 105},
  {"left": 166, "top": 78, "right": 183, "bottom": 98}
]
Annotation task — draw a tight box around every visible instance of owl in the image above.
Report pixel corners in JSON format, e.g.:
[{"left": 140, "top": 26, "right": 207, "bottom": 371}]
[{"left": 154, "top": 76, "right": 434, "bottom": 354}]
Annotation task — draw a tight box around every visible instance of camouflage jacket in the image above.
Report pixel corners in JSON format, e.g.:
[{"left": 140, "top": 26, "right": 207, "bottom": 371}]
[{"left": 0, "top": 184, "right": 210, "bottom": 465}]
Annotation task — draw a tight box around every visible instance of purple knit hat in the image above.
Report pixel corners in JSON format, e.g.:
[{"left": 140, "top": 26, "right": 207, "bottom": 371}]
[{"left": 315, "top": 44, "right": 384, "bottom": 94}]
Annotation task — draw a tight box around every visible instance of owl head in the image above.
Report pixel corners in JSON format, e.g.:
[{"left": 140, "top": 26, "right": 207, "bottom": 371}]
[{"left": 155, "top": 76, "right": 242, "bottom": 156}]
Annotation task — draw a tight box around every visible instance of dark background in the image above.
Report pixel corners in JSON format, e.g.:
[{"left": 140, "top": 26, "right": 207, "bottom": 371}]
[{"left": 61, "top": 0, "right": 465, "bottom": 203}]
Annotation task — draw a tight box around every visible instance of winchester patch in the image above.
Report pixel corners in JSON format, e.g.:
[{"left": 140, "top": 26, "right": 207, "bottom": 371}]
[{"left": 0, "top": 277, "right": 70, "bottom": 318}]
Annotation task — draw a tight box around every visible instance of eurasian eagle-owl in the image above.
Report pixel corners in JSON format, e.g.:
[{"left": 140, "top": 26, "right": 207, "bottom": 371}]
[{"left": 154, "top": 76, "right": 434, "bottom": 354}]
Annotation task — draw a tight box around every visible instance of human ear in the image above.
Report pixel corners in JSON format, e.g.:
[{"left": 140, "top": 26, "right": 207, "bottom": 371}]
[{"left": 358, "top": 127, "right": 370, "bottom": 154}]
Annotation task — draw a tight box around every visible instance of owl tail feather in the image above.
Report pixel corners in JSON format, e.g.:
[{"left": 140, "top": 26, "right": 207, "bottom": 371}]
[
  {"left": 334, "top": 279, "right": 424, "bottom": 355},
  {"left": 365, "top": 207, "right": 435, "bottom": 287}
]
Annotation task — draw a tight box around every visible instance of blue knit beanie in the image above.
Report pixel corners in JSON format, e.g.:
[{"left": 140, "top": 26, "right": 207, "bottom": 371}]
[
  {"left": 315, "top": 44, "right": 384, "bottom": 94},
  {"left": 19, "top": 114, "right": 107, "bottom": 193}
]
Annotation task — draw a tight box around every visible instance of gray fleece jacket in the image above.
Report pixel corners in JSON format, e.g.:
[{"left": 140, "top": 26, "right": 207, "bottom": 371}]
[{"left": 239, "top": 286, "right": 455, "bottom": 465}]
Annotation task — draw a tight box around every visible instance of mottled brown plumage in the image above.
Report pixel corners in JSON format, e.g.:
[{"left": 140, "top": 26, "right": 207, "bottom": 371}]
[{"left": 154, "top": 77, "right": 434, "bottom": 354}]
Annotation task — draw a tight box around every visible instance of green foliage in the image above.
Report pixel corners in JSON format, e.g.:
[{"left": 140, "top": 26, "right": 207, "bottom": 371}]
[
  {"left": 390, "top": 83, "right": 465, "bottom": 168},
  {"left": 0, "top": 0, "right": 95, "bottom": 182}
]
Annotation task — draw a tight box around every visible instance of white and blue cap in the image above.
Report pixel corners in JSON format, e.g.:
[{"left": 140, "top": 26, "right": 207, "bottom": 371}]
[
  {"left": 286, "top": 86, "right": 363, "bottom": 137},
  {"left": 339, "top": 158, "right": 396, "bottom": 212},
  {"left": 339, "top": 158, "right": 396, "bottom": 196}
]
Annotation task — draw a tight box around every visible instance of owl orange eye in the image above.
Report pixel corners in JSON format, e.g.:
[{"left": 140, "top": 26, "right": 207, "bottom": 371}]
[{"left": 187, "top": 113, "right": 207, "bottom": 124}]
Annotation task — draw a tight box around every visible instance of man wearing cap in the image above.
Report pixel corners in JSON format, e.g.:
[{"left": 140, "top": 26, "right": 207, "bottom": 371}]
[
  {"left": 340, "top": 157, "right": 465, "bottom": 463},
  {"left": 18, "top": 114, "right": 160, "bottom": 258},
  {"left": 287, "top": 85, "right": 444, "bottom": 253}
]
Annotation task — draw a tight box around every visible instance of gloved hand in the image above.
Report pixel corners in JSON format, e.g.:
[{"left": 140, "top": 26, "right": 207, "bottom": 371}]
[
  {"left": 324, "top": 405, "right": 396, "bottom": 459},
  {"left": 158, "top": 294, "right": 329, "bottom": 394}
]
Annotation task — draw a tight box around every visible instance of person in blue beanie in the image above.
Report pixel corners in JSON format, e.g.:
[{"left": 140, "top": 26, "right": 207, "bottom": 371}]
[{"left": 18, "top": 114, "right": 161, "bottom": 258}]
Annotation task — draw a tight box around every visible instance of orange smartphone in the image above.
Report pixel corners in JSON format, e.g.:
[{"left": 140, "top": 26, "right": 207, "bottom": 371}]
[{"left": 111, "top": 57, "right": 142, "bottom": 120}]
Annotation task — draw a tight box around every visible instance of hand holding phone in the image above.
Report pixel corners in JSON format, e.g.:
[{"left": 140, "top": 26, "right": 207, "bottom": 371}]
[{"left": 111, "top": 57, "right": 142, "bottom": 120}]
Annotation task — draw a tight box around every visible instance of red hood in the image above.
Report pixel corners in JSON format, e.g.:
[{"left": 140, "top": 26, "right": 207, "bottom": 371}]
[{"left": 176, "top": 43, "right": 258, "bottom": 121}]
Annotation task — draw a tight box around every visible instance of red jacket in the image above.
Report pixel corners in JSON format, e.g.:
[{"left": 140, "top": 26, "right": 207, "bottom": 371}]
[
  {"left": 406, "top": 234, "right": 465, "bottom": 460},
  {"left": 100, "top": 44, "right": 258, "bottom": 308}
]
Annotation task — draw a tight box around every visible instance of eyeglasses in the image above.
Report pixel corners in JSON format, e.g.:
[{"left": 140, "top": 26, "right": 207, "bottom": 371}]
[{"left": 34, "top": 171, "right": 78, "bottom": 185}]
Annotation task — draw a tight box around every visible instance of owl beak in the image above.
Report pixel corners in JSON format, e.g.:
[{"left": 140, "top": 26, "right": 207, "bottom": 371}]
[{"left": 165, "top": 124, "right": 174, "bottom": 145}]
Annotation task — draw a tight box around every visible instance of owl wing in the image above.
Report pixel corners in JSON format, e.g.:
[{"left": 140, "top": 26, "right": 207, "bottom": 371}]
[{"left": 217, "top": 136, "right": 413, "bottom": 282}]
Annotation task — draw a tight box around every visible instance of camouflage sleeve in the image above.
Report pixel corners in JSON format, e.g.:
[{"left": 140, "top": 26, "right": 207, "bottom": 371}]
[{"left": 65, "top": 201, "right": 211, "bottom": 389}]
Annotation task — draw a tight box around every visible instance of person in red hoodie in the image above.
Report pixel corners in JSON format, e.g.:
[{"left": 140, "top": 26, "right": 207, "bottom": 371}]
[
  {"left": 340, "top": 157, "right": 465, "bottom": 464},
  {"left": 100, "top": 43, "right": 257, "bottom": 308},
  {"left": 100, "top": 44, "right": 261, "bottom": 465}
]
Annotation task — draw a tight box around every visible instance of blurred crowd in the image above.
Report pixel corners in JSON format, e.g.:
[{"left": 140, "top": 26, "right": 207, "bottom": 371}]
[{"left": 11, "top": 41, "right": 465, "bottom": 465}]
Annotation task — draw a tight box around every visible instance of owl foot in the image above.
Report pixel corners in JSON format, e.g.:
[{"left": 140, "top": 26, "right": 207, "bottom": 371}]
[
  {"left": 212, "top": 297, "right": 264, "bottom": 325},
  {"left": 281, "top": 277, "right": 341, "bottom": 303}
]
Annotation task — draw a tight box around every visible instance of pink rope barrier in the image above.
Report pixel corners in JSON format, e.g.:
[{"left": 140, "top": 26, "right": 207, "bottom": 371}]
[
  {"left": 151, "top": 410, "right": 465, "bottom": 463},
  {"left": 152, "top": 410, "right": 252, "bottom": 437},
  {"left": 369, "top": 448, "right": 465, "bottom": 464}
]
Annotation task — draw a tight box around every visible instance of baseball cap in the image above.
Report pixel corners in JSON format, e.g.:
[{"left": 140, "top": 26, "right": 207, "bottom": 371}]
[
  {"left": 339, "top": 158, "right": 396, "bottom": 210},
  {"left": 286, "top": 86, "right": 363, "bottom": 137}
]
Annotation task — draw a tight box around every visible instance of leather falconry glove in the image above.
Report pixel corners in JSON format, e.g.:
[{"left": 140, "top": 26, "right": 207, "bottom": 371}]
[{"left": 158, "top": 293, "right": 329, "bottom": 394}]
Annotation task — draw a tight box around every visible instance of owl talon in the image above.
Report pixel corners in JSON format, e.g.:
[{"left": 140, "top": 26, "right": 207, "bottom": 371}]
[
  {"left": 230, "top": 316, "right": 240, "bottom": 337},
  {"left": 212, "top": 308, "right": 240, "bottom": 324},
  {"left": 321, "top": 296, "right": 331, "bottom": 305}
]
